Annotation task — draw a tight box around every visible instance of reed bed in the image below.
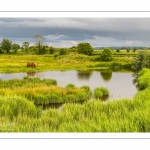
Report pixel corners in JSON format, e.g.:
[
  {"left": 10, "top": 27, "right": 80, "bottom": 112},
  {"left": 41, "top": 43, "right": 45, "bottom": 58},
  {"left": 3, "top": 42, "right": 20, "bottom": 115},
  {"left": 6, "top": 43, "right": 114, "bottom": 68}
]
[{"left": 0, "top": 79, "right": 92, "bottom": 104}]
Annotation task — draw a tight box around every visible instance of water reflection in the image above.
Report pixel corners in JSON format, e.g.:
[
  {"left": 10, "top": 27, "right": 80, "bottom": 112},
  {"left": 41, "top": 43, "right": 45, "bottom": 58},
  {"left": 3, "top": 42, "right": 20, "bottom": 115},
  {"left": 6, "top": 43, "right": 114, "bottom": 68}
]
[
  {"left": 27, "top": 72, "right": 36, "bottom": 77},
  {"left": 100, "top": 69, "right": 112, "bottom": 82},
  {"left": 36, "top": 100, "right": 87, "bottom": 110},
  {"left": 77, "top": 70, "right": 93, "bottom": 80}
]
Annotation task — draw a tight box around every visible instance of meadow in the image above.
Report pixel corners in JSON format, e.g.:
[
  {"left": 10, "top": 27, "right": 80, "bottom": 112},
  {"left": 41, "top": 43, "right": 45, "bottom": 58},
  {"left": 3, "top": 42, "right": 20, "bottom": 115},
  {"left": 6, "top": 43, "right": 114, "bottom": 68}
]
[{"left": 0, "top": 49, "right": 138, "bottom": 73}]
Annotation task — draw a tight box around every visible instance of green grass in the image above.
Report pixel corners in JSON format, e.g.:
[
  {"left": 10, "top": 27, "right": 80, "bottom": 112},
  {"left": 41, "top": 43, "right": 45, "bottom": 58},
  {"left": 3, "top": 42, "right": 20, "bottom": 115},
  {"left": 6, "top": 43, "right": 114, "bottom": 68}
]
[
  {"left": 0, "top": 78, "right": 93, "bottom": 104},
  {"left": 0, "top": 51, "right": 136, "bottom": 73}
]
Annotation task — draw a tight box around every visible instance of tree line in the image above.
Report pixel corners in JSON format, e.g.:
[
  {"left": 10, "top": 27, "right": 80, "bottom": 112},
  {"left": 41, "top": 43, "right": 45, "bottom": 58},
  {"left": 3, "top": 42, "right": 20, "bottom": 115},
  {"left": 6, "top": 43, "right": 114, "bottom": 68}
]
[{"left": 0, "top": 34, "right": 94, "bottom": 56}]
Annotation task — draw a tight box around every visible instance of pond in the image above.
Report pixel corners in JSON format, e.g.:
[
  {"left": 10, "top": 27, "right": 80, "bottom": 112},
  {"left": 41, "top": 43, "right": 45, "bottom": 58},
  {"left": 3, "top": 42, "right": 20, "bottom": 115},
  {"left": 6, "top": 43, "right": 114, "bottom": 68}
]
[{"left": 0, "top": 69, "right": 137, "bottom": 100}]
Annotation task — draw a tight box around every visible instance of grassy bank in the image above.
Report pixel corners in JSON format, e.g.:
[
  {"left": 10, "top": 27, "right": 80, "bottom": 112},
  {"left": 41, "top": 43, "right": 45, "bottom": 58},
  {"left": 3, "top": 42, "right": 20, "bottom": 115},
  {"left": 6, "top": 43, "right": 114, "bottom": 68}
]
[
  {"left": 0, "top": 68, "right": 150, "bottom": 132},
  {"left": 0, "top": 52, "right": 134, "bottom": 73}
]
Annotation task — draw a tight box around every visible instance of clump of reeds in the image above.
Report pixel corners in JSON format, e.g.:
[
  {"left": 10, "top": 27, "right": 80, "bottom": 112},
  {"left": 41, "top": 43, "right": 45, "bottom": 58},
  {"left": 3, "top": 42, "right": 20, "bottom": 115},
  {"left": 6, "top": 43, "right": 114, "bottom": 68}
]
[
  {"left": 93, "top": 87, "right": 109, "bottom": 99},
  {"left": 0, "top": 95, "right": 36, "bottom": 120},
  {"left": 65, "top": 83, "right": 76, "bottom": 89}
]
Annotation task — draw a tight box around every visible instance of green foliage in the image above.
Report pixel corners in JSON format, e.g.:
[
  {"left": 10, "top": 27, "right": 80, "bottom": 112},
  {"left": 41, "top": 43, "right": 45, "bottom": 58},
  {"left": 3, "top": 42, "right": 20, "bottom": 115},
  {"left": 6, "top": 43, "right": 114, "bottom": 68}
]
[
  {"left": 135, "top": 68, "right": 150, "bottom": 90},
  {"left": 126, "top": 48, "right": 130, "bottom": 52},
  {"left": 133, "top": 50, "right": 150, "bottom": 71},
  {"left": 116, "top": 49, "right": 120, "bottom": 52},
  {"left": 22, "top": 42, "right": 29, "bottom": 54},
  {"left": 77, "top": 42, "right": 93, "bottom": 56},
  {"left": 94, "top": 87, "right": 109, "bottom": 99},
  {"left": 49, "top": 46, "right": 55, "bottom": 54},
  {"left": 65, "top": 83, "right": 76, "bottom": 89},
  {"left": 0, "top": 95, "right": 36, "bottom": 119},
  {"left": 12, "top": 43, "right": 20, "bottom": 53},
  {"left": 59, "top": 48, "right": 67, "bottom": 55},
  {"left": 133, "top": 48, "right": 137, "bottom": 52},
  {"left": 1, "top": 39, "right": 12, "bottom": 53},
  {"left": 100, "top": 48, "right": 113, "bottom": 61}
]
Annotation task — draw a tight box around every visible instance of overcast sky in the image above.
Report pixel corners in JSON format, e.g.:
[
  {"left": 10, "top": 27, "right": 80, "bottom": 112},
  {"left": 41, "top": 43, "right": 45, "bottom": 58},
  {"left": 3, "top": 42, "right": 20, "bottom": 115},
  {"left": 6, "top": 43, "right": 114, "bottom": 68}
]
[{"left": 0, "top": 18, "right": 150, "bottom": 47}]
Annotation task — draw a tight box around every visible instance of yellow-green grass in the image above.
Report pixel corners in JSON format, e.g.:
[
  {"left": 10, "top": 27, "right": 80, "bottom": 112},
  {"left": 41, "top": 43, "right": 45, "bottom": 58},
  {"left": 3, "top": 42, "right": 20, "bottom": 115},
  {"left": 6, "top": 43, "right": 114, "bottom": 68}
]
[
  {"left": 0, "top": 78, "right": 92, "bottom": 104},
  {"left": 0, "top": 52, "right": 135, "bottom": 73}
]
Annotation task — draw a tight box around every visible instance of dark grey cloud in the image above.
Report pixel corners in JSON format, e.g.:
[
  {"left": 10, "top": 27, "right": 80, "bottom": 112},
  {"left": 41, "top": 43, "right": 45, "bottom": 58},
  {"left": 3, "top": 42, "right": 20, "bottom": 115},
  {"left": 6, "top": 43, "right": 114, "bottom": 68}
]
[{"left": 0, "top": 18, "right": 150, "bottom": 47}]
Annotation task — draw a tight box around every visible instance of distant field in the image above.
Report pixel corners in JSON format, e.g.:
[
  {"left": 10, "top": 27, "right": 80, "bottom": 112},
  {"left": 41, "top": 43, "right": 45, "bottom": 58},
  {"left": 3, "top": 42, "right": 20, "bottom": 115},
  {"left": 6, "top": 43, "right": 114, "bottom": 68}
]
[{"left": 0, "top": 49, "right": 140, "bottom": 73}]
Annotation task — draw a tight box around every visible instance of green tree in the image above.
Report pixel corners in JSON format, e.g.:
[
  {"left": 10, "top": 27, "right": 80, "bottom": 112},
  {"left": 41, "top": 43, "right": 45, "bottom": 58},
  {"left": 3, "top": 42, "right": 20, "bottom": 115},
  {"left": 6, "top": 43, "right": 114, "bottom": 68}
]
[
  {"left": 0, "top": 43, "right": 2, "bottom": 53},
  {"left": 59, "top": 48, "right": 67, "bottom": 55},
  {"left": 126, "top": 48, "right": 130, "bottom": 52},
  {"left": 12, "top": 43, "right": 20, "bottom": 53},
  {"left": 33, "top": 34, "right": 45, "bottom": 54},
  {"left": 1, "top": 39, "right": 12, "bottom": 54},
  {"left": 133, "top": 49, "right": 150, "bottom": 71},
  {"left": 49, "top": 46, "right": 55, "bottom": 54},
  {"left": 77, "top": 42, "right": 93, "bottom": 55},
  {"left": 100, "top": 48, "right": 113, "bottom": 61},
  {"left": 22, "top": 42, "right": 29, "bottom": 54},
  {"left": 133, "top": 48, "right": 137, "bottom": 52},
  {"left": 116, "top": 49, "right": 120, "bottom": 52}
]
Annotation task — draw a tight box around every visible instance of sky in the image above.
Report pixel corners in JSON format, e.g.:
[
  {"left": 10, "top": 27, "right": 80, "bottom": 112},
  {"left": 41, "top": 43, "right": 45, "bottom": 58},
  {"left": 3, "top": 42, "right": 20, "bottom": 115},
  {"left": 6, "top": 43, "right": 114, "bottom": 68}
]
[{"left": 0, "top": 18, "right": 150, "bottom": 48}]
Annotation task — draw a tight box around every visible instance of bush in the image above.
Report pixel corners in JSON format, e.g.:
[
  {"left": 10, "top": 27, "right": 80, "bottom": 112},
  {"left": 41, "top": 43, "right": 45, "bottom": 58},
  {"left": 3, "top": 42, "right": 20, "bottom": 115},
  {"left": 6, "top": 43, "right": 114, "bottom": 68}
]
[
  {"left": 77, "top": 43, "right": 93, "bottom": 56},
  {"left": 133, "top": 50, "right": 150, "bottom": 71},
  {"left": 100, "top": 48, "right": 113, "bottom": 61},
  {"left": 59, "top": 48, "right": 67, "bottom": 55}
]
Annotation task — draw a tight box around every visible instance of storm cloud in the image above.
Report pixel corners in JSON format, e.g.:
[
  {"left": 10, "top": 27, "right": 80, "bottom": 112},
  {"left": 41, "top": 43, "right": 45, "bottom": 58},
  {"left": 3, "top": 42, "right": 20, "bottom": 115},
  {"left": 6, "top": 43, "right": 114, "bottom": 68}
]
[{"left": 0, "top": 18, "right": 150, "bottom": 47}]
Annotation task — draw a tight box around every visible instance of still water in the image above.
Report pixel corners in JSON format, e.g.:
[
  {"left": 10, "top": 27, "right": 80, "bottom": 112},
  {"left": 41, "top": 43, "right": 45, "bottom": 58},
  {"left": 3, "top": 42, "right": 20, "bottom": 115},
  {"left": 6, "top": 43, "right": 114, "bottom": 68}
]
[{"left": 0, "top": 69, "right": 137, "bottom": 100}]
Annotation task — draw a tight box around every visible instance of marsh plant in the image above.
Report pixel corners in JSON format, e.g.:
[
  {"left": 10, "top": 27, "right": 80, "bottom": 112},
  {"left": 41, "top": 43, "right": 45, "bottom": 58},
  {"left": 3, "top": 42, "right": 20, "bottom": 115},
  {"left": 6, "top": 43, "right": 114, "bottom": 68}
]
[{"left": 94, "top": 87, "right": 109, "bottom": 99}]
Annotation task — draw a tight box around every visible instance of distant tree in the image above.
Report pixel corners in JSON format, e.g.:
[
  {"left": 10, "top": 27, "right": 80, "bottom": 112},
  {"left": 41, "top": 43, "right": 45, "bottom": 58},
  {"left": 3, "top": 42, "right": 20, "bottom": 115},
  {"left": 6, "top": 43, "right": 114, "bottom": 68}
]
[
  {"left": 41, "top": 46, "right": 47, "bottom": 54},
  {"left": 0, "top": 43, "right": 2, "bottom": 53},
  {"left": 133, "top": 48, "right": 137, "bottom": 52},
  {"left": 77, "top": 42, "right": 93, "bottom": 55},
  {"left": 1, "top": 39, "right": 12, "bottom": 54},
  {"left": 12, "top": 43, "right": 20, "bottom": 53},
  {"left": 116, "top": 49, "right": 120, "bottom": 52},
  {"left": 126, "top": 48, "right": 130, "bottom": 52},
  {"left": 49, "top": 46, "right": 55, "bottom": 54},
  {"left": 22, "top": 42, "right": 29, "bottom": 53},
  {"left": 100, "top": 48, "right": 113, "bottom": 61},
  {"left": 33, "top": 34, "right": 45, "bottom": 54},
  {"left": 59, "top": 48, "right": 67, "bottom": 55},
  {"left": 70, "top": 46, "right": 77, "bottom": 52}
]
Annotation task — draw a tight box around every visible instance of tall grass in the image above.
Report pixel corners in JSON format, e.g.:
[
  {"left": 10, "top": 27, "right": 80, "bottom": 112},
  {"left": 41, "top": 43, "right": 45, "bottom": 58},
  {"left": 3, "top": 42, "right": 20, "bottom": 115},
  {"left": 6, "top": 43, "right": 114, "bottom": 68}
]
[
  {"left": 94, "top": 87, "right": 109, "bottom": 99},
  {"left": 0, "top": 78, "right": 93, "bottom": 105}
]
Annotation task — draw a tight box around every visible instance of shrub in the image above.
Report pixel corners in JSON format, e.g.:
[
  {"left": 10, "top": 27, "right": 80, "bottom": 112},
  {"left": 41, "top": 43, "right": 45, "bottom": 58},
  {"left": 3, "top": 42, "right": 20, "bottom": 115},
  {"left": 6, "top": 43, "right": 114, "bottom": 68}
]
[
  {"left": 100, "top": 48, "right": 113, "bottom": 61},
  {"left": 77, "top": 43, "right": 93, "bottom": 56}
]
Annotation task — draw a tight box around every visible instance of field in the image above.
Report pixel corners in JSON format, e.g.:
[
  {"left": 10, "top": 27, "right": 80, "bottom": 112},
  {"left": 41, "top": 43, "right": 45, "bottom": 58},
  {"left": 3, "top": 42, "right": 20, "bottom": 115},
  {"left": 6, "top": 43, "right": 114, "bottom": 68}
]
[{"left": 0, "top": 49, "right": 139, "bottom": 73}]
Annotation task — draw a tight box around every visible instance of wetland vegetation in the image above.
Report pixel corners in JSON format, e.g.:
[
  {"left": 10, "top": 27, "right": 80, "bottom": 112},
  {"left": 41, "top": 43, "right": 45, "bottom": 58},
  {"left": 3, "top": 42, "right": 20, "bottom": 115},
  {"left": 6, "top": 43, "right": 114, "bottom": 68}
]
[{"left": 0, "top": 39, "right": 150, "bottom": 132}]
